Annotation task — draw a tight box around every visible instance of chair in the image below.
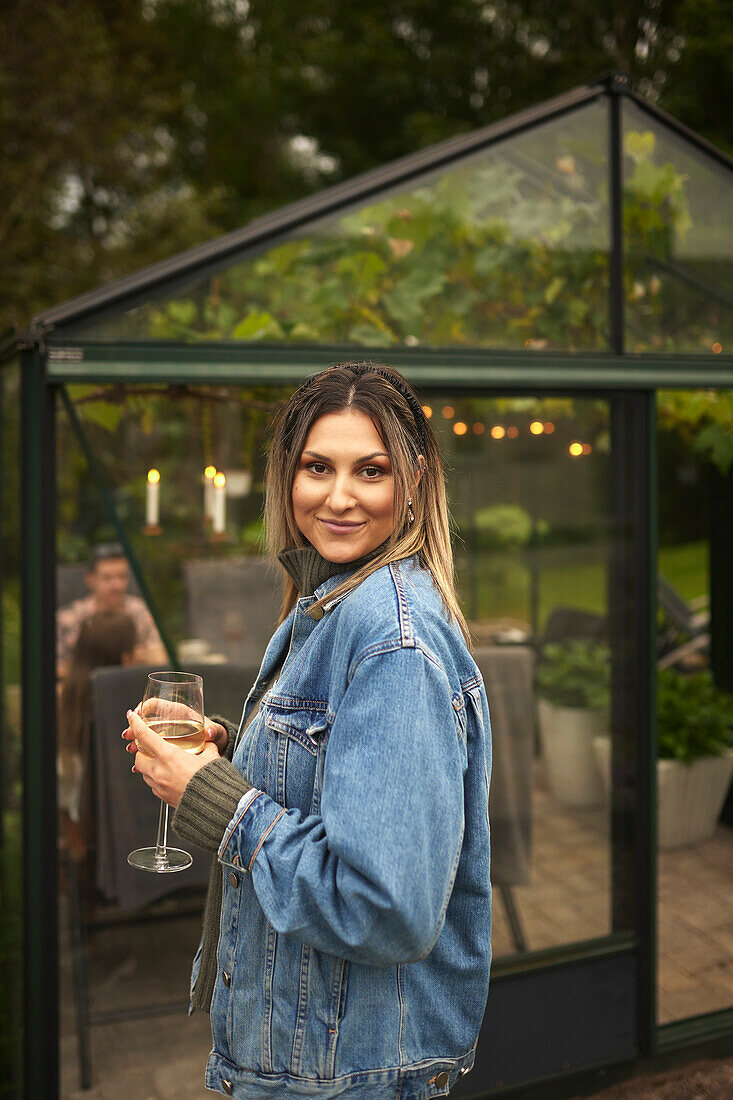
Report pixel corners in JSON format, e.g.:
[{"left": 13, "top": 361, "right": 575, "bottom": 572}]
[
  {"left": 182, "top": 556, "right": 281, "bottom": 665},
  {"left": 472, "top": 645, "right": 535, "bottom": 953},
  {"left": 66, "top": 661, "right": 259, "bottom": 1088},
  {"left": 657, "top": 575, "right": 710, "bottom": 669}
]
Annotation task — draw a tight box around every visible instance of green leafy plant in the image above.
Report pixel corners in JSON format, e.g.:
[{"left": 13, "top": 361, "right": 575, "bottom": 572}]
[
  {"left": 657, "top": 668, "right": 733, "bottom": 765},
  {"left": 536, "top": 640, "right": 610, "bottom": 710},
  {"left": 472, "top": 503, "right": 549, "bottom": 550}
]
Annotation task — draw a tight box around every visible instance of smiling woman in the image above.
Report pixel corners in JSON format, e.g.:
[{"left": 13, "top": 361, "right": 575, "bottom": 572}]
[
  {"left": 124, "top": 361, "right": 492, "bottom": 1100},
  {"left": 291, "top": 409, "right": 399, "bottom": 562}
]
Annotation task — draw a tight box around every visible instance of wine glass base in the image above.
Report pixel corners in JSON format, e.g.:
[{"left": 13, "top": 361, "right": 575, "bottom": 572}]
[{"left": 127, "top": 846, "right": 193, "bottom": 873}]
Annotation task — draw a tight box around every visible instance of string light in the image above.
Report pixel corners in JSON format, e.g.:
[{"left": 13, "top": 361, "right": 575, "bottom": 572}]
[
  {"left": 581, "top": 443, "right": 592, "bottom": 455},
  {"left": 491, "top": 426, "right": 506, "bottom": 439},
  {"left": 529, "top": 421, "right": 544, "bottom": 435},
  {"left": 569, "top": 442, "right": 584, "bottom": 457},
  {"left": 712, "top": 342, "right": 723, "bottom": 354},
  {"left": 544, "top": 422, "right": 555, "bottom": 434},
  {"left": 472, "top": 423, "right": 485, "bottom": 435},
  {"left": 422, "top": 405, "right": 433, "bottom": 418},
  {"left": 442, "top": 405, "right": 455, "bottom": 419},
  {"left": 507, "top": 426, "right": 519, "bottom": 438},
  {"left": 453, "top": 421, "right": 468, "bottom": 436}
]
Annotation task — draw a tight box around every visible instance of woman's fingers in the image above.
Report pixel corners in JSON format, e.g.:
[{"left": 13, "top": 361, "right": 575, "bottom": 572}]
[
  {"left": 126, "top": 708, "right": 173, "bottom": 760},
  {"left": 203, "top": 719, "right": 228, "bottom": 753}
]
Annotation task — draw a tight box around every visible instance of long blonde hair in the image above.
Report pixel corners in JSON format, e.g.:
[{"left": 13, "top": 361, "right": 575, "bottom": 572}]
[{"left": 264, "top": 361, "right": 470, "bottom": 644}]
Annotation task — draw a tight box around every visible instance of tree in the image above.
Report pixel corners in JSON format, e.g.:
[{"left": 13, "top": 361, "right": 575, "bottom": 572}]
[
  {"left": 1, "top": 0, "right": 730, "bottom": 332},
  {"left": 0, "top": 0, "right": 223, "bottom": 334}
]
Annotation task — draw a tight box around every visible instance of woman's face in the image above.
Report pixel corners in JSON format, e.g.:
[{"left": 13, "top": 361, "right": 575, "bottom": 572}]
[{"left": 292, "top": 409, "right": 395, "bottom": 563}]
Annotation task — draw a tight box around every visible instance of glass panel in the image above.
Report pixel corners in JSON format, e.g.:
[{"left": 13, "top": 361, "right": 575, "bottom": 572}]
[
  {"left": 437, "top": 394, "right": 620, "bottom": 955},
  {"left": 656, "top": 389, "right": 733, "bottom": 1023},
  {"left": 56, "top": 383, "right": 289, "bottom": 1095},
  {"left": 66, "top": 102, "right": 610, "bottom": 350},
  {"left": 0, "top": 361, "right": 24, "bottom": 1096},
  {"left": 624, "top": 102, "right": 733, "bottom": 355}
]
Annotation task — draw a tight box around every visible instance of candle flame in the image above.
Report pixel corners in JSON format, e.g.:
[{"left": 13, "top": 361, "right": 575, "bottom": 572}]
[
  {"left": 147, "top": 469, "right": 160, "bottom": 484},
  {"left": 213, "top": 472, "right": 226, "bottom": 489},
  {"left": 204, "top": 465, "right": 217, "bottom": 479}
]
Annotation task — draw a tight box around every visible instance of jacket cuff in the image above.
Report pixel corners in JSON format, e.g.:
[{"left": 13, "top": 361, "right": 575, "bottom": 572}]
[{"left": 172, "top": 756, "right": 252, "bottom": 851}]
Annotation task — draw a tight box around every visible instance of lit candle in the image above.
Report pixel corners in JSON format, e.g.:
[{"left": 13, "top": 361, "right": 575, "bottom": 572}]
[
  {"left": 212, "top": 472, "right": 226, "bottom": 535},
  {"left": 146, "top": 468, "right": 160, "bottom": 529},
  {"left": 204, "top": 465, "right": 216, "bottom": 523}
]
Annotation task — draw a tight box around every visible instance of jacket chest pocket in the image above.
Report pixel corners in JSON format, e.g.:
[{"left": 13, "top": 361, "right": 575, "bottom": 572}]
[{"left": 260, "top": 705, "right": 329, "bottom": 814}]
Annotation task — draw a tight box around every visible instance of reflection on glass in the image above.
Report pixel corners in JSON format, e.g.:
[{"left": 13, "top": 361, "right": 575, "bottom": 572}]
[
  {"left": 0, "top": 363, "right": 23, "bottom": 1095},
  {"left": 656, "top": 390, "right": 733, "bottom": 1024},
  {"left": 623, "top": 102, "right": 733, "bottom": 354},
  {"left": 443, "top": 395, "right": 614, "bottom": 956},
  {"left": 64, "top": 102, "right": 611, "bottom": 350}
]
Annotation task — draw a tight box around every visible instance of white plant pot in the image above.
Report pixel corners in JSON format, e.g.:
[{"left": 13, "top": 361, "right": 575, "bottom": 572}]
[
  {"left": 592, "top": 738, "right": 733, "bottom": 850},
  {"left": 658, "top": 750, "right": 733, "bottom": 850},
  {"left": 537, "top": 698, "right": 606, "bottom": 808}
]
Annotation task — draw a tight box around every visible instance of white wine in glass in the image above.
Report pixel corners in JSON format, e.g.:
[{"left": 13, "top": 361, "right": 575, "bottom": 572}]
[{"left": 127, "top": 671, "right": 204, "bottom": 873}]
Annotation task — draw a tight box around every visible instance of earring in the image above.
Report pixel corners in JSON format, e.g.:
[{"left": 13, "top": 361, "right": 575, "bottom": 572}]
[{"left": 407, "top": 498, "right": 415, "bottom": 525}]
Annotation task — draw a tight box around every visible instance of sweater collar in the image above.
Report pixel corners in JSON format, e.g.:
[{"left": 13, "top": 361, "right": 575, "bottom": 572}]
[{"left": 277, "top": 542, "right": 386, "bottom": 598}]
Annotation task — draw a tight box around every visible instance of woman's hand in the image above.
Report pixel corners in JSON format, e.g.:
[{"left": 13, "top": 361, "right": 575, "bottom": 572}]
[
  {"left": 123, "top": 708, "right": 219, "bottom": 808},
  {"left": 134, "top": 696, "right": 229, "bottom": 755}
]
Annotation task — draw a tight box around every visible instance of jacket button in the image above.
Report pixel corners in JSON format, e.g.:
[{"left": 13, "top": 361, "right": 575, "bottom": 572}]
[
  {"left": 228, "top": 871, "right": 239, "bottom": 888},
  {"left": 222, "top": 970, "right": 231, "bottom": 987},
  {"left": 222, "top": 1080, "right": 233, "bottom": 1095},
  {"left": 435, "top": 1070, "right": 449, "bottom": 1088},
  {"left": 309, "top": 605, "right": 324, "bottom": 621}
]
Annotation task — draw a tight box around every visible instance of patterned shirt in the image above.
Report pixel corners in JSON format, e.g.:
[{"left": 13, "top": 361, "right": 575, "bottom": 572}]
[{"left": 56, "top": 594, "right": 164, "bottom": 668}]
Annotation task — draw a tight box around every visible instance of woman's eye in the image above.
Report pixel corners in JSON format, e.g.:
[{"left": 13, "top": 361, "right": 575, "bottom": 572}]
[
  {"left": 306, "top": 462, "right": 328, "bottom": 474},
  {"left": 361, "top": 465, "right": 383, "bottom": 478}
]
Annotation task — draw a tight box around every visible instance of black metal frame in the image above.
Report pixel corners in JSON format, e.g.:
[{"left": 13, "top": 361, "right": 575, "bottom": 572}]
[{"left": 20, "top": 348, "right": 59, "bottom": 1099}]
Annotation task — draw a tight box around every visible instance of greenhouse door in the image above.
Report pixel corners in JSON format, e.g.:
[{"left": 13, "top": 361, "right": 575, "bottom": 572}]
[{"left": 442, "top": 390, "right": 653, "bottom": 1095}]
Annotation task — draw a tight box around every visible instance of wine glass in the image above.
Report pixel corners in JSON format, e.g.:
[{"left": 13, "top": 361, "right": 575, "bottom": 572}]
[{"left": 127, "top": 671, "right": 205, "bottom": 873}]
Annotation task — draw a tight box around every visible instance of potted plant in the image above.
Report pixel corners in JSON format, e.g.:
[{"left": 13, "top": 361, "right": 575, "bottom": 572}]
[
  {"left": 535, "top": 640, "right": 609, "bottom": 808},
  {"left": 656, "top": 669, "right": 733, "bottom": 849}
]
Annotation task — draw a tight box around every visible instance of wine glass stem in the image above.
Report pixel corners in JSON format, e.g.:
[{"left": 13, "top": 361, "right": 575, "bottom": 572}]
[{"left": 155, "top": 800, "right": 170, "bottom": 864}]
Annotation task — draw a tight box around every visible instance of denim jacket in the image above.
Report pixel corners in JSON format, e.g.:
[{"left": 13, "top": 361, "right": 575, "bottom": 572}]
[{"left": 198, "top": 557, "right": 492, "bottom": 1099}]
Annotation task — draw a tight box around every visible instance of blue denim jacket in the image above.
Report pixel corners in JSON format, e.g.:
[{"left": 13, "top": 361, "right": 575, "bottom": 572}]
[{"left": 198, "top": 557, "right": 492, "bottom": 1099}]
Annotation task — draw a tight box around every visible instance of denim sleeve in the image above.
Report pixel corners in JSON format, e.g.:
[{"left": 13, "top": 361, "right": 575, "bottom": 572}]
[{"left": 217, "top": 644, "right": 466, "bottom": 965}]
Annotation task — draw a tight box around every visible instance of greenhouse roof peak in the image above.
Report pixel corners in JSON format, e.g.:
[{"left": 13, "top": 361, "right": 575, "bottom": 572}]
[{"left": 27, "top": 74, "right": 729, "bottom": 339}]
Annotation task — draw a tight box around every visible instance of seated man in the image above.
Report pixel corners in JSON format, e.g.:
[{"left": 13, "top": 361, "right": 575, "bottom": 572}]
[{"left": 57, "top": 542, "right": 167, "bottom": 680}]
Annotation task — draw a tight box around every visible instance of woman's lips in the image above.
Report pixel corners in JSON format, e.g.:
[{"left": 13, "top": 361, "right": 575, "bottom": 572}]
[{"left": 317, "top": 518, "right": 365, "bottom": 534}]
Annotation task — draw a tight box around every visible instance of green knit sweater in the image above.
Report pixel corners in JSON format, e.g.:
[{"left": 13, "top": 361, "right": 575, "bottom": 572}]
[{"left": 172, "top": 543, "right": 384, "bottom": 1011}]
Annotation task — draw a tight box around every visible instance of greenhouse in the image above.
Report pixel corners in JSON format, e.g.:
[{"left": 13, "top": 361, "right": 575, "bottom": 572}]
[{"left": 2, "top": 72, "right": 733, "bottom": 1098}]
